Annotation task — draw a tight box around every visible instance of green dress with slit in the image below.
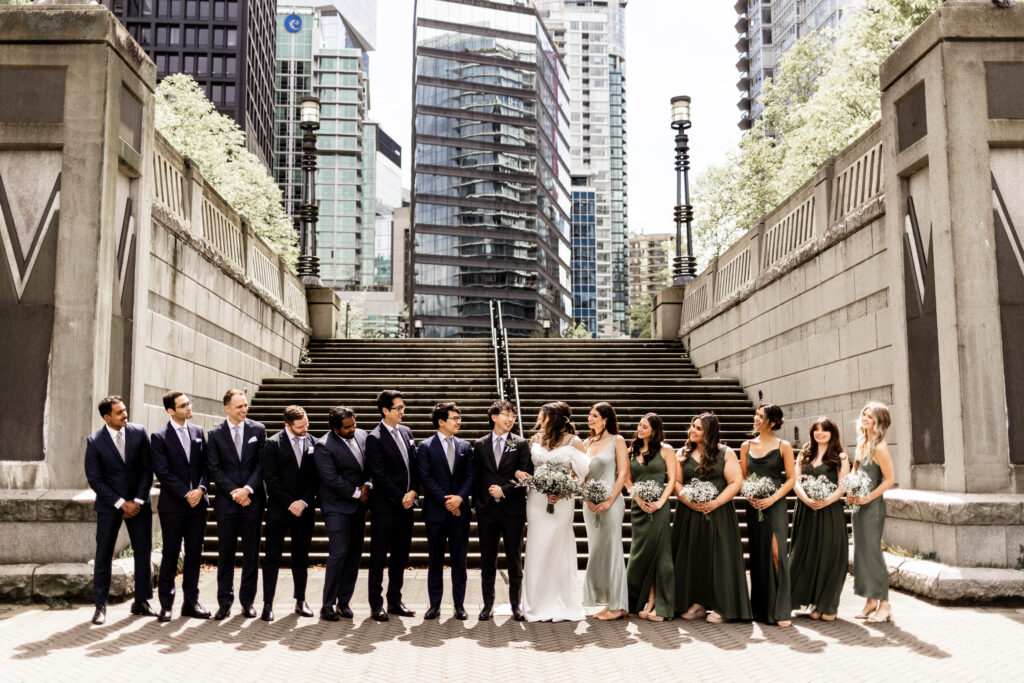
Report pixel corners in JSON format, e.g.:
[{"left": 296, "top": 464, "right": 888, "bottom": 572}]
[
  {"left": 852, "top": 458, "right": 888, "bottom": 600},
  {"left": 744, "top": 447, "right": 793, "bottom": 624},
  {"left": 625, "top": 452, "right": 674, "bottom": 617},
  {"left": 789, "top": 461, "right": 847, "bottom": 615},
  {"left": 671, "top": 446, "right": 752, "bottom": 620}
]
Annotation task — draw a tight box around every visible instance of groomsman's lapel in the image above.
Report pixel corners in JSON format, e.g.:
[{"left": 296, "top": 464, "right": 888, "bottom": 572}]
[{"left": 98, "top": 428, "right": 125, "bottom": 469}]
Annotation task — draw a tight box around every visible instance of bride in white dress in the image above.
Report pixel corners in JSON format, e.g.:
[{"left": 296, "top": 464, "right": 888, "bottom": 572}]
[{"left": 519, "top": 402, "right": 590, "bottom": 622}]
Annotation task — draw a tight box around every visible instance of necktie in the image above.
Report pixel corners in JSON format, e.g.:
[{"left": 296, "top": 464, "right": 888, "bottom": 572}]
[
  {"left": 294, "top": 437, "right": 303, "bottom": 467},
  {"left": 393, "top": 428, "right": 410, "bottom": 488},
  {"left": 115, "top": 430, "right": 126, "bottom": 462},
  {"left": 347, "top": 438, "right": 363, "bottom": 468},
  {"left": 445, "top": 437, "right": 455, "bottom": 474},
  {"left": 494, "top": 436, "right": 504, "bottom": 469},
  {"left": 233, "top": 425, "right": 243, "bottom": 459},
  {"left": 178, "top": 426, "right": 190, "bottom": 463}
]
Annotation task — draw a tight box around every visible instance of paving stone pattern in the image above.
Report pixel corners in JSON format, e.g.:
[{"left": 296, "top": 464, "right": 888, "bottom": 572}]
[{"left": 3, "top": 568, "right": 1023, "bottom": 681}]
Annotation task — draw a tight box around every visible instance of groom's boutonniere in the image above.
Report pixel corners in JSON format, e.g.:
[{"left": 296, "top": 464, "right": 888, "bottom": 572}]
[{"left": 502, "top": 438, "right": 517, "bottom": 458}]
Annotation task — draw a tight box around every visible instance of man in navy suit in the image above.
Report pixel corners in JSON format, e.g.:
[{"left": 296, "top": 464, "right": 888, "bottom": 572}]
[
  {"left": 365, "top": 389, "right": 418, "bottom": 621},
  {"left": 260, "top": 404, "right": 318, "bottom": 622},
  {"left": 313, "top": 405, "right": 371, "bottom": 621},
  {"left": 418, "top": 402, "right": 475, "bottom": 620},
  {"left": 84, "top": 395, "right": 155, "bottom": 625},
  {"left": 206, "top": 388, "right": 266, "bottom": 620},
  {"left": 150, "top": 391, "right": 211, "bottom": 622}
]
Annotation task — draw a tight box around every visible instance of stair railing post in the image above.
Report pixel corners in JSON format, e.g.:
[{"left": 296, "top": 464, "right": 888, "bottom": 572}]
[{"left": 489, "top": 300, "right": 504, "bottom": 399}]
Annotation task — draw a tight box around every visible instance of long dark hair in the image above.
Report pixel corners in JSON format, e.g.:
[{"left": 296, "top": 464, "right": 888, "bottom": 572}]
[
  {"left": 630, "top": 412, "right": 664, "bottom": 465},
  {"left": 589, "top": 402, "right": 619, "bottom": 440},
  {"left": 751, "top": 403, "right": 784, "bottom": 436},
  {"left": 533, "top": 401, "right": 575, "bottom": 450},
  {"left": 799, "top": 416, "right": 844, "bottom": 472},
  {"left": 682, "top": 412, "right": 721, "bottom": 480}
]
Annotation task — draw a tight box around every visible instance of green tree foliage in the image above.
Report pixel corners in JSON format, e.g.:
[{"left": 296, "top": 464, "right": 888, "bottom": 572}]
[
  {"left": 691, "top": 0, "right": 941, "bottom": 271},
  {"left": 628, "top": 295, "right": 652, "bottom": 339},
  {"left": 155, "top": 74, "right": 298, "bottom": 267}
]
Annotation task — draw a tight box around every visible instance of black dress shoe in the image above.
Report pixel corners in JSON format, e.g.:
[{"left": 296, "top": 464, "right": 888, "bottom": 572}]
[
  {"left": 424, "top": 605, "right": 440, "bottom": 620},
  {"left": 157, "top": 607, "right": 173, "bottom": 622},
  {"left": 261, "top": 604, "right": 274, "bottom": 622},
  {"left": 512, "top": 606, "right": 526, "bottom": 621},
  {"left": 91, "top": 606, "right": 106, "bottom": 625},
  {"left": 320, "top": 607, "right": 340, "bottom": 622},
  {"left": 454, "top": 605, "right": 468, "bottom": 621},
  {"left": 337, "top": 604, "right": 353, "bottom": 619},
  {"left": 130, "top": 600, "right": 157, "bottom": 617},
  {"left": 371, "top": 607, "right": 389, "bottom": 622},
  {"left": 182, "top": 602, "right": 211, "bottom": 619},
  {"left": 213, "top": 605, "right": 231, "bottom": 620},
  {"left": 241, "top": 604, "right": 257, "bottom": 618},
  {"left": 387, "top": 602, "right": 415, "bottom": 617},
  {"left": 479, "top": 605, "right": 493, "bottom": 621},
  {"left": 295, "top": 600, "right": 314, "bottom": 617}
]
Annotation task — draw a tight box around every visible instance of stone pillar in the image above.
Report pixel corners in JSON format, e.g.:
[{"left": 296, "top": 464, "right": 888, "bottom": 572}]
[
  {"left": 0, "top": 6, "right": 156, "bottom": 489},
  {"left": 307, "top": 286, "right": 342, "bottom": 339},
  {"left": 651, "top": 286, "right": 682, "bottom": 340},
  {"left": 881, "top": 4, "right": 1024, "bottom": 494}
]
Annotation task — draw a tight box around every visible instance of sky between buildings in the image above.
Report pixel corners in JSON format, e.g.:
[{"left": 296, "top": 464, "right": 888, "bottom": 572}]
[{"left": 366, "top": 0, "right": 742, "bottom": 236}]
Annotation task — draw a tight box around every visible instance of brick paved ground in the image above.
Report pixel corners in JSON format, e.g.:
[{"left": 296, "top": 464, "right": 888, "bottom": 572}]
[{"left": 3, "top": 568, "right": 1022, "bottom": 681}]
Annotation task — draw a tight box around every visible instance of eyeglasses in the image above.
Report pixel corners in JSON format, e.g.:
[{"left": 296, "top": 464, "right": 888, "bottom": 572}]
[{"left": 390, "top": 404, "right": 406, "bottom": 411}]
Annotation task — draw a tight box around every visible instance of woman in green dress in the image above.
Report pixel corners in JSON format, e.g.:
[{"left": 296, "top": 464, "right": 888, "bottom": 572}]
[
  {"left": 740, "top": 403, "right": 796, "bottom": 627},
  {"left": 672, "top": 412, "right": 752, "bottom": 623},
  {"left": 624, "top": 412, "right": 676, "bottom": 621},
  {"left": 849, "top": 402, "right": 896, "bottom": 623},
  {"left": 582, "top": 402, "right": 629, "bottom": 620},
  {"left": 789, "top": 416, "right": 849, "bottom": 621}
]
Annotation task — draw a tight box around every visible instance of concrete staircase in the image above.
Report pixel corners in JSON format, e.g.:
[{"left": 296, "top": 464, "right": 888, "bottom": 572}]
[{"left": 202, "top": 338, "right": 816, "bottom": 568}]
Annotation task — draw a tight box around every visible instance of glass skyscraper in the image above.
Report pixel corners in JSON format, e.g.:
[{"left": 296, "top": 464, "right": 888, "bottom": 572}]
[
  {"left": 571, "top": 182, "right": 596, "bottom": 335},
  {"left": 534, "top": 0, "right": 629, "bottom": 337},
  {"left": 411, "top": 0, "right": 573, "bottom": 338}
]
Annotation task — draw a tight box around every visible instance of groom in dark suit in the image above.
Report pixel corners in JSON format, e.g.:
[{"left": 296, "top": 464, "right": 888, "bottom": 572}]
[
  {"left": 417, "top": 402, "right": 474, "bottom": 620},
  {"left": 84, "top": 395, "right": 156, "bottom": 625},
  {"left": 150, "top": 391, "right": 211, "bottom": 621},
  {"left": 260, "top": 405, "right": 318, "bottom": 621},
  {"left": 365, "top": 389, "right": 418, "bottom": 621},
  {"left": 206, "top": 388, "right": 266, "bottom": 620},
  {"left": 313, "top": 405, "right": 371, "bottom": 621},
  {"left": 473, "top": 400, "right": 532, "bottom": 621}
]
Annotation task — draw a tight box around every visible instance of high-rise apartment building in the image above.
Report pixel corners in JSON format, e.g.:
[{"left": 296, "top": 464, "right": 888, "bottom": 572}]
[
  {"left": 535, "top": 0, "right": 629, "bottom": 337},
  {"left": 736, "top": 0, "right": 856, "bottom": 130},
  {"left": 571, "top": 180, "right": 597, "bottom": 335},
  {"left": 627, "top": 232, "right": 671, "bottom": 305},
  {"left": 106, "top": 0, "right": 276, "bottom": 166},
  {"left": 411, "top": 0, "right": 573, "bottom": 338}
]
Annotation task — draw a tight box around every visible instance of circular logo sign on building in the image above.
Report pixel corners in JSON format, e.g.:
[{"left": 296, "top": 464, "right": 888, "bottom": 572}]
[{"left": 284, "top": 14, "right": 303, "bottom": 33}]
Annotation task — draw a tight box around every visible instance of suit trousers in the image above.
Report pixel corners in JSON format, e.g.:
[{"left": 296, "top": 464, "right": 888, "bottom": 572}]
[
  {"left": 215, "top": 503, "right": 264, "bottom": 607},
  {"left": 367, "top": 506, "right": 413, "bottom": 610},
  {"left": 425, "top": 513, "right": 471, "bottom": 607},
  {"left": 322, "top": 509, "right": 367, "bottom": 609},
  {"left": 262, "top": 506, "right": 315, "bottom": 603},
  {"left": 94, "top": 508, "right": 153, "bottom": 608},
  {"left": 476, "top": 507, "right": 526, "bottom": 607},
  {"left": 157, "top": 510, "right": 206, "bottom": 609}
]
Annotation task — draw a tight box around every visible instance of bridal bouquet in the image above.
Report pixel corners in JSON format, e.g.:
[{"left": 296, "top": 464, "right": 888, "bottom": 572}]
[
  {"left": 740, "top": 473, "right": 778, "bottom": 522},
  {"left": 581, "top": 479, "right": 611, "bottom": 526},
  {"left": 630, "top": 480, "right": 664, "bottom": 518},
  {"left": 840, "top": 470, "right": 873, "bottom": 513},
  {"left": 524, "top": 462, "right": 580, "bottom": 514},
  {"left": 681, "top": 479, "right": 719, "bottom": 522},
  {"left": 799, "top": 474, "right": 837, "bottom": 502}
]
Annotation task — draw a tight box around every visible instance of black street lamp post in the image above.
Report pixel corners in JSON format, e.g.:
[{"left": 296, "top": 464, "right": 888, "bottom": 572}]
[
  {"left": 671, "top": 95, "right": 697, "bottom": 285},
  {"left": 297, "top": 95, "right": 322, "bottom": 286}
]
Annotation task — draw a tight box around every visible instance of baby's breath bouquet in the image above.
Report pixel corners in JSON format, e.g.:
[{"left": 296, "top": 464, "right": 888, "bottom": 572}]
[
  {"left": 524, "top": 462, "right": 580, "bottom": 514},
  {"left": 741, "top": 473, "right": 778, "bottom": 522},
  {"left": 799, "top": 474, "right": 837, "bottom": 502},
  {"left": 581, "top": 479, "right": 611, "bottom": 526},
  {"left": 840, "top": 470, "right": 873, "bottom": 513},
  {"left": 681, "top": 479, "right": 719, "bottom": 522},
  {"left": 630, "top": 480, "right": 664, "bottom": 518}
]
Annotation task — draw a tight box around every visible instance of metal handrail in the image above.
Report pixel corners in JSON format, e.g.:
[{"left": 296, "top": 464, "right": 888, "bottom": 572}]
[
  {"left": 488, "top": 300, "right": 504, "bottom": 399},
  {"left": 488, "top": 299, "right": 524, "bottom": 437}
]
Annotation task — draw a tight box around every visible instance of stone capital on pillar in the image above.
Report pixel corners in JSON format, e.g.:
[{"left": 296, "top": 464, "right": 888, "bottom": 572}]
[{"left": 306, "top": 286, "right": 342, "bottom": 339}]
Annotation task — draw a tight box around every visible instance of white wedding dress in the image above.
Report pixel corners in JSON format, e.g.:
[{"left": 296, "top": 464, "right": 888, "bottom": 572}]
[{"left": 520, "top": 442, "right": 590, "bottom": 622}]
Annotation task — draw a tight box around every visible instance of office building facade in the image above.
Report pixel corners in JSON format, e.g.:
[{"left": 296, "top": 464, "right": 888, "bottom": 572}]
[
  {"left": 571, "top": 182, "right": 597, "bottom": 335},
  {"left": 106, "top": 0, "right": 276, "bottom": 166},
  {"left": 627, "top": 231, "right": 671, "bottom": 305},
  {"left": 411, "top": 0, "right": 573, "bottom": 338}
]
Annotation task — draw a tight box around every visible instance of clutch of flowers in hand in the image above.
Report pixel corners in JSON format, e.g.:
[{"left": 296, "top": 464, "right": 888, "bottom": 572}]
[
  {"left": 581, "top": 479, "right": 611, "bottom": 525},
  {"left": 839, "top": 470, "right": 873, "bottom": 512},
  {"left": 630, "top": 480, "right": 664, "bottom": 518},
  {"left": 740, "top": 473, "right": 778, "bottom": 522},
  {"left": 521, "top": 462, "right": 580, "bottom": 514},
  {"left": 680, "top": 479, "right": 719, "bottom": 521},
  {"left": 799, "top": 474, "right": 837, "bottom": 502}
]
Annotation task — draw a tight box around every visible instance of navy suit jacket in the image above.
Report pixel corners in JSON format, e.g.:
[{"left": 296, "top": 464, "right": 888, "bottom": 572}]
[
  {"left": 417, "top": 433, "right": 474, "bottom": 524},
  {"left": 206, "top": 418, "right": 266, "bottom": 514},
  {"left": 151, "top": 421, "right": 208, "bottom": 514},
  {"left": 365, "top": 421, "right": 418, "bottom": 513},
  {"left": 314, "top": 429, "right": 369, "bottom": 515},
  {"left": 84, "top": 422, "right": 153, "bottom": 513},
  {"left": 263, "top": 428, "right": 319, "bottom": 516}
]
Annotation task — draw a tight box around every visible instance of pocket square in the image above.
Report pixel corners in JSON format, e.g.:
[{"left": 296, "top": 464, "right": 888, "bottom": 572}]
[
  {"left": 306, "top": 446, "right": 314, "bottom": 454},
  {"left": 194, "top": 438, "right": 202, "bottom": 443},
  {"left": 247, "top": 435, "right": 258, "bottom": 444}
]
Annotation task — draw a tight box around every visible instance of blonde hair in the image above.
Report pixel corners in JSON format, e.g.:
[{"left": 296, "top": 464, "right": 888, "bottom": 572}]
[{"left": 856, "top": 402, "right": 891, "bottom": 466}]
